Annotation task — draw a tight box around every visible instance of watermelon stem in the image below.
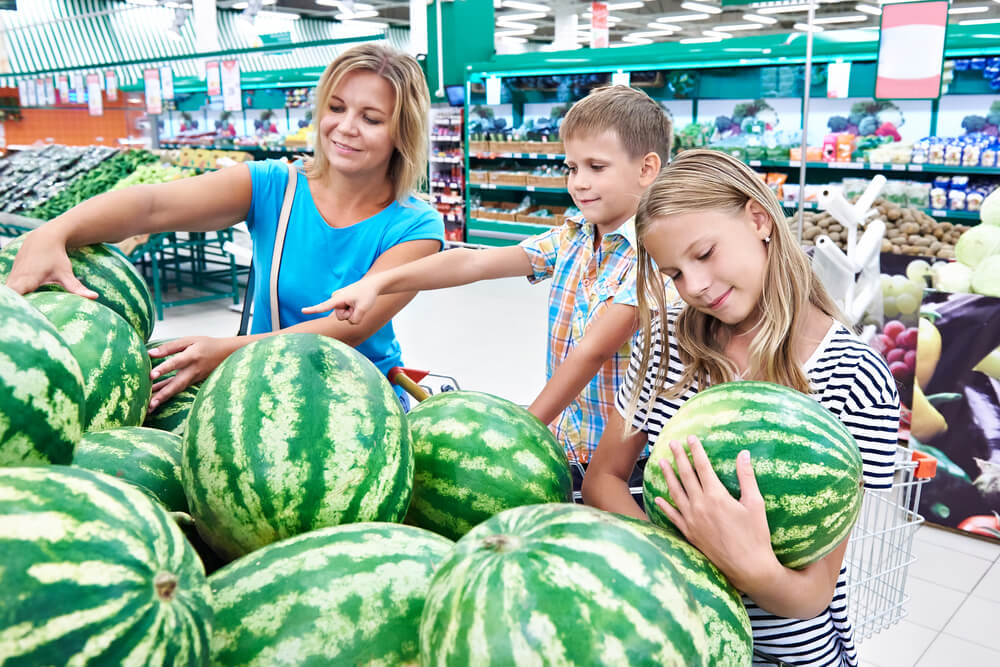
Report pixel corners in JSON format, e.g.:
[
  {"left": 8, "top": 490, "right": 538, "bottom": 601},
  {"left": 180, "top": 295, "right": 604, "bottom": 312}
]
[
  {"left": 481, "top": 535, "right": 520, "bottom": 553},
  {"left": 154, "top": 572, "right": 179, "bottom": 601}
]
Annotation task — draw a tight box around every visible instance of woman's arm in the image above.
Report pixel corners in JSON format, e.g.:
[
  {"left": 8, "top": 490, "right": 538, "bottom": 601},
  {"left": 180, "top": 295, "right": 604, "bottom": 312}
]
[
  {"left": 581, "top": 410, "right": 650, "bottom": 520},
  {"left": 6, "top": 165, "right": 253, "bottom": 296}
]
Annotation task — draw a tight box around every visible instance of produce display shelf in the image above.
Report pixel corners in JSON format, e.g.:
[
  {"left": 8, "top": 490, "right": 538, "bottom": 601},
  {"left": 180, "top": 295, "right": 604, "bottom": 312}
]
[
  {"left": 746, "top": 159, "right": 1000, "bottom": 176},
  {"left": 472, "top": 152, "right": 566, "bottom": 160},
  {"left": 469, "top": 182, "right": 566, "bottom": 193},
  {"left": 782, "top": 201, "right": 980, "bottom": 221},
  {"left": 159, "top": 143, "right": 312, "bottom": 159}
]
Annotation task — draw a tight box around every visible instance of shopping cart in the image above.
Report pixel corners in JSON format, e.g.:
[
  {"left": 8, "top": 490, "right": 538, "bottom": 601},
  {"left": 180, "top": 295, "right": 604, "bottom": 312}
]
[
  {"left": 388, "top": 367, "right": 460, "bottom": 402},
  {"left": 844, "top": 444, "right": 938, "bottom": 643}
]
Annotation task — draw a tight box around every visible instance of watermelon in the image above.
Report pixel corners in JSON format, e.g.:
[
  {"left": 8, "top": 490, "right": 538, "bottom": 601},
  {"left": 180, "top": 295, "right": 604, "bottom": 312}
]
[
  {"left": 404, "top": 391, "right": 572, "bottom": 540},
  {"left": 643, "top": 380, "right": 864, "bottom": 569},
  {"left": 0, "top": 285, "right": 85, "bottom": 465},
  {"left": 0, "top": 235, "right": 155, "bottom": 341},
  {"left": 74, "top": 426, "right": 188, "bottom": 512},
  {"left": 210, "top": 523, "right": 453, "bottom": 665},
  {"left": 182, "top": 333, "right": 412, "bottom": 560},
  {"left": 27, "top": 291, "right": 151, "bottom": 431},
  {"left": 420, "top": 503, "right": 709, "bottom": 666},
  {"left": 0, "top": 465, "right": 213, "bottom": 664},
  {"left": 618, "top": 516, "right": 752, "bottom": 666}
]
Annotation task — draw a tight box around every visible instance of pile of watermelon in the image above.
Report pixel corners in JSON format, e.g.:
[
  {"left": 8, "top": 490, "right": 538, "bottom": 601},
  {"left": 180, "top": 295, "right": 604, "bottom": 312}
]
[{"left": 0, "top": 236, "right": 869, "bottom": 665}]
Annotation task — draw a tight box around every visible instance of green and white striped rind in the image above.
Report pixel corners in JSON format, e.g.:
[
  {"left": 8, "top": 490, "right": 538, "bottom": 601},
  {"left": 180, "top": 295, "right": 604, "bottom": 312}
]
[
  {"left": 617, "top": 516, "right": 752, "bottom": 667},
  {"left": 419, "top": 503, "right": 709, "bottom": 667},
  {"left": 144, "top": 384, "right": 200, "bottom": 437},
  {"left": 643, "top": 380, "right": 864, "bottom": 569},
  {"left": 74, "top": 426, "right": 188, "bottom": 513},
  {"left": 404, "top": 391, "right": 572, "bottom": 541},
  {"left": 182, "top": 333, "right": 412, "bottom": 561},
  {"left": 0, "top": 236, "right": 155, "bottom": 341},
  {"left": 0, "top": 285, "right": 85, "bottom": 466},
  {"left": 0, "top": 465, "right": 213, "bottom": 665},
  {"left": 27, "top": 291, "right": 152, "bottom": 432},
  {"left": 209, "top": 522, "right": 453, "bottom": 666}
]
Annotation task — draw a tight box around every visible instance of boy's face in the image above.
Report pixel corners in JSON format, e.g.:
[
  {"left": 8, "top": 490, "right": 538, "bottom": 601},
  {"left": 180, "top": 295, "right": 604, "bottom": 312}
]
[{"left": 563, "top": 130, "right": 652, "bottom": 230}]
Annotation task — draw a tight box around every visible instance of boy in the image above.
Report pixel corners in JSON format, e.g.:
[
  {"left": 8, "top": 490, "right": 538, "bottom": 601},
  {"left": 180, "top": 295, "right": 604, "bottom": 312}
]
[{"left": 304, "top": 85, "right": 673, "bottom": 495}]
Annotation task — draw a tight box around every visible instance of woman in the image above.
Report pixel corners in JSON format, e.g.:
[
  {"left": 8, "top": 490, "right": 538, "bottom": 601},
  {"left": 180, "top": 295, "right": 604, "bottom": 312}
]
[{"left": 6, "top": 43, "right": 444, "bottom": 410}]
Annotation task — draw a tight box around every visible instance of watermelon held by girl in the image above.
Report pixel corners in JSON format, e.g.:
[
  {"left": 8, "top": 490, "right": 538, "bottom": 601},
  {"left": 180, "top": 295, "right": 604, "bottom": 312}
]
[
  {"left": 643, "top": 380, "right": 864, "bottom": 569},
  {"left": 182, "top": 333, "right": 413, "bottom": 561},
  {"left": 403, "top": 391, "right": 572, "bottom": 541}
]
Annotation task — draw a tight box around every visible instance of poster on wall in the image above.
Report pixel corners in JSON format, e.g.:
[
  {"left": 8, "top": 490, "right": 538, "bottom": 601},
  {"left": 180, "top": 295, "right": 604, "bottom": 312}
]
[
  {"left": 44, "top": 77, "right": 55, "bottom": 106},
  {"left": 220, "top": 59, "right": 241, "bottom": 112},
  {"left": 105, "top": 71, "right": 118, "bottom": 102},
  {"left": 143, "top": 68, "right": 162, "bottom": 114},
  {"left": 72, "top": 73, "right": 86, "bottom": 103},
  {"left": 876, "top": 0, "right": 949, "bottom": 100},
  {"left": 205, "top": 60, "right": 221, "bottom": 97},
  {"left": 25, "top": 79, "right": 36, "bottom": 107},
  {"left": 87, "top": 73, "right": 102, "bottom": 116},
  {"left": 35, "top": 79, "right": 46, "bottom": 106},
  {"left": 16, "top": 80, "right": 26, "bottom": 107},
  {"left": 159, "top": 65, "right": 174, "bottom": 101},
  {"left": 590, "top": 2, "right": 608, "bottom": 49},
  {"left": 56, "top": 74, "right": 69, "bottom": 104}
]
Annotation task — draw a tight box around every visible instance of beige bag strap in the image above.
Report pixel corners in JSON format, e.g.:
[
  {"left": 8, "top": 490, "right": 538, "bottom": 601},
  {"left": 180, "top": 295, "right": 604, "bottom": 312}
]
[{"left": 269, "top": 161, "right": 297, "bottom": 331}]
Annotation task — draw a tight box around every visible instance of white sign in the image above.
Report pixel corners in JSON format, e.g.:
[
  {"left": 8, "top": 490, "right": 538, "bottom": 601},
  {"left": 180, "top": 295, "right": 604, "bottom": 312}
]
[
  {"left": 611, "top": 71, "right": 630, "bottom": 87},
  {"left": 221, "top": 59, "right": 241, "bottom": 112},
  {"left": 87, "top": 73, "right": 103, "bottom": 116},
  {"left": 35, "top": 79, "right": 46, "bottom": 106},
  {"left": 44, "top": 78, "right": 56, "bottom": 106},
  {"left": 159, "top": 66, "right": 174, "bottom": 101},
  {"left": 72, "top": 73, "right": 86, "bottom": 103},
  {"left": 590, "top": 2, "right": 609, "bottom": 49},
  {"left": 25, "top": 79, "right": 36, "bottom": 106},
  {"left": 486, "top": 76, "right": 501, "bottom": 105},
  {"left": 17, "top": 80, "right": 27, "bottom": 107},
  {"left": 105, "top": 72, "right": 118, "bottom": 102},
  {"left": 144, "top": 68, "right": 162, "bottom": 114},
  {"left": 57, "top": 75, "right": 69, "bottom": 103},
  {"left": 827, "top": 62, "right": 851, "bottom": 99},
  {"left": 205, "top": 60, "right": 221, "bottom": 96}
]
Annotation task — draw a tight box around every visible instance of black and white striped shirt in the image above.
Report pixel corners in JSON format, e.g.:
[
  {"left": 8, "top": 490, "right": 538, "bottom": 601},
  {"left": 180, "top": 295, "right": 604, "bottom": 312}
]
[{"left": 616, "top": 309, "right": 899, "bottom": 667}]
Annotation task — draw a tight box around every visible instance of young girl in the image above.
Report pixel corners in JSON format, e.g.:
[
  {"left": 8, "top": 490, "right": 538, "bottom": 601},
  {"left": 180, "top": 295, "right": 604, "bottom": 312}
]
[
  {"left": 5, "top": 44, "right": 443, "bottom": 410},
  {"left": 582, "top": 149, "right": 899, "bottom": 666}
]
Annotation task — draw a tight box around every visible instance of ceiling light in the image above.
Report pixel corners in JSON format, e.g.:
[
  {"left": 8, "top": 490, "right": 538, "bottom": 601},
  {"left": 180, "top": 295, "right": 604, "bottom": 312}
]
[
  {"left": 335, "top": 10, "right": 377, "bottom": 20},
  {"left": 497, "top": 35, "right": 528, "bottom": 43},
  {"left": 495, "top": 28, "right": 536, "bottom": 37},
  {"left": 622, "top": 36, "right": 653, "bottom": 44},
  {"left": 959, "top": 17, "right": 1000, "bottom": 23},
  {"left": 496, "top": 12, "right": 546, "bottom": 21},
  {"left": 712, "top": 23, "right": 764, "bottom": 31},
  {"left": 501, "top": 1, "right": 550, "bottom": 11},
  {"left": 948, "top": 6, "right": 990, "bottom": 14},
  {"left": 813, "top": 14, "right": 867, "bottom": 23},
  {"left": 681, "top": 2, "right": 723, "bottom": 13},
  {"left": 758, "top": 3, "right": 817, "bottom": 14},
  {"left": 608, "top": 2, "right": 646, "bottom": 9},
  {"left": 702, "top": 29, "right": 734, "bottom": 38},
  {"left": 495, "top": 20, "right": 539, "bottom": 30},
  {"left": 793, "top": 22, "right": 824, "bottom": 31},
  {"left": 855, "top": 3, "right": 881, "bottom": 15},
  {"left": 316, "top": 0, "right": 372, "bottom": 7},
  {"left": 627, "top": 30, "right": 676, "bottom": 38},
  {"left": 743, "top": 13, "right": 778, "bottom": 23},
  {"left": 647, "top": 22, "right": 683, "bottom": 30},
  {"left": 657, "top": 13, "right": 710, "bottom": 22},
  {"left": 680, "top": 36, "right": 722, "bottom": 43}
]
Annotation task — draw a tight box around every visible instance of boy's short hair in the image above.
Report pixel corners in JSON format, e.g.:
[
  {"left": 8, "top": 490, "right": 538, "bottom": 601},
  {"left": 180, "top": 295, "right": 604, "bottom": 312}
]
[{"left": 561, "top": 85, "right": 673, "bottom": 165}]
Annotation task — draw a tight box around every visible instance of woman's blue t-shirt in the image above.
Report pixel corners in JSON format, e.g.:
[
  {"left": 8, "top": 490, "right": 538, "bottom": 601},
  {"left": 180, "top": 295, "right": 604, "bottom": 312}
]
[{"left": 245, "top": 159, "right": 444, "bottom": 378}]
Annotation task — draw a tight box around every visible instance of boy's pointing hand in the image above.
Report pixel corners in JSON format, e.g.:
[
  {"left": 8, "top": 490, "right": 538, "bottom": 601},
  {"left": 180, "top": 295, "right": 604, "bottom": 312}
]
[{"left": 302, "top": 279, "right": 377, "bottom": 325}]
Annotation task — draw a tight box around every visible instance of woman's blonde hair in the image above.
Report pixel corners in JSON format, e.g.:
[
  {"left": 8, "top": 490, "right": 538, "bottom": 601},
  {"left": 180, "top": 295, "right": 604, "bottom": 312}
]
[
  {"left": 304, "top": 42, "right": 429, "bottom": 204},
  {"left": 626, "top": 149, "right": 845, "bottom": 428}
]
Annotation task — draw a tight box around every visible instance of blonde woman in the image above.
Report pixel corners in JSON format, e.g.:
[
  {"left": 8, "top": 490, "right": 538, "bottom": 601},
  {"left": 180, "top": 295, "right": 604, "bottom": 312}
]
[
  {"left": 6, "top": 43, "right": 443, "bottom": 410},
  {"left": 582, "top": 149, "right": 898, "bottom": 666}
]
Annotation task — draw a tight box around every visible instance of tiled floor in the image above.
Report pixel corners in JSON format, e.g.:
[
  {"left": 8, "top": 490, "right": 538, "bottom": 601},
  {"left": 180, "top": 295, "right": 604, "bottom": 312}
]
[{"left": 151, "top": 279, "right": 1000, "bottom": 667}]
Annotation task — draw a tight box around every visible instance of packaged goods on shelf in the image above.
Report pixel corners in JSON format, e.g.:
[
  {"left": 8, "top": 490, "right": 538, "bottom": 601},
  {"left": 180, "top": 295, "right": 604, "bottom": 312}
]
[{"left": 0, "top": 145, "right": 117, "bottom": 214}]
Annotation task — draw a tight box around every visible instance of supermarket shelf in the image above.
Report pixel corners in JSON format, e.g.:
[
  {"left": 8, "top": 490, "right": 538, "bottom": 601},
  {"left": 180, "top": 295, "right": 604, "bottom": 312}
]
[
  {"left": 781, "top": 200, "right": 980, "bottom": 221},
  {"left": 430, "top": 156, "right": 462, "bottom": 164},
  {"left": 431, "top": 180, "right": 463, "bottom": 189},
  {"left": 431, "top": 136, "right": 462, "bottom": 142},
  {"left": 746, "top": 158, "right": 999, "bottom": 176},
  {"left": 469, "top": 182, "right": 566, "bottom": 193},
  {"left": 472, "top": 151, "right": 566, "bottom": 160},
  {"left": 466, "top": 217, "right": 555, "bottom": 245},
  {"left": 159, "top": 143, "right": 311, "bottom": 159}
]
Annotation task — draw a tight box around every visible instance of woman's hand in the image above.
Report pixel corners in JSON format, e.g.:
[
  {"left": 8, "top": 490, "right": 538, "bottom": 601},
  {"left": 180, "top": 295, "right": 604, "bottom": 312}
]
[
  {"left": 147, "top": 336, "right": 238, "bottom": 410},
  {"left": 654, "top": 435, "right": 781, "bottom": 592},
  {"left": 301, "top": 278, "right": 379, "bottom": 324},
  {"left": 5, "top": 228, "right": 98, "bottom": 299}
]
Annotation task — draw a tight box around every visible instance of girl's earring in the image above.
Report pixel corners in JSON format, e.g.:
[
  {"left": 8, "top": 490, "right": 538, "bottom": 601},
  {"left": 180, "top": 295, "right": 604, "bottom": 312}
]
[{"left": 764, "top": 235, "right": 772, "bottom": 244}]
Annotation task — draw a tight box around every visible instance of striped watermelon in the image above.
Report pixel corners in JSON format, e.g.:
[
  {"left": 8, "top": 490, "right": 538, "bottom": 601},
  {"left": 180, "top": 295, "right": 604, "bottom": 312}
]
[
  {"left": 74, "top": 426, "right": 187, "bottom": 513},
  {"left": 643, "top": 381, "right": 864, "bottom": 569},
  {"left": 404, "top": 391, "right": 572, "bottom": 540},
  {"left": 182, "top": 333, "right": 412, "bottom": 560},
  {"left": 0, "top": 465, "right": 213, "bottom": 664},
  {"left": 419, "top": 503, "right": 709, "bottom": 666},
  {"left": 618, "top": 516, "right": 752, "bottom": 666},
  {"left": 26, "top": 291, "right": 151, "bottom": 431},
  {"left": 0, "top": 285, "right": 85, "bottom": 465},
  {"left": 210, "top": 523, "right": 453, "bottom": 665},
  {"left": 0, "top": 235, "right": 155, "bottom": 341}
]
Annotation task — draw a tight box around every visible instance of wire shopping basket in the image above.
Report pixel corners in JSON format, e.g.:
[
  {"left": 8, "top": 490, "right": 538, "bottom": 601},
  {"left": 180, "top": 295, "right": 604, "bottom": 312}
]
[
  {"left": 843, "top": 444, "right": 938, "bottom": 643},
  {"left": 388, "top": 367, "right": 460, "bottom": 402}
]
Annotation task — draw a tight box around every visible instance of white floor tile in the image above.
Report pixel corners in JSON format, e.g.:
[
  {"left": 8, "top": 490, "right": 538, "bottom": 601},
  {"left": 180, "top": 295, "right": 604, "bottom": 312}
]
[
  {"left": 941, "top": 596, "right": 1000, "bottom": 652},
  {"left": 858, "top": 620, "right": 937, "bottom": 667},
  {"left": 910, "top": 539, "right": 993, "bottom": 593},
  {"left": 972, "top": 560, "right": 1000, "bottom": 604},
  {"left": 916, "top": 525, "right": 1000, "bottom": 563},
  {"left": 916, "top": 632, "right": 1000, "bottom": 666},
  {"left": 903, "top": 577, "right": 968, "bottom": 631}
]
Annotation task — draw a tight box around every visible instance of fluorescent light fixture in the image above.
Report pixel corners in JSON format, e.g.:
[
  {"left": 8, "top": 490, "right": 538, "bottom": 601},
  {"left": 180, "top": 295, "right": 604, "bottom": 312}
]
[
  {"left": 743, "top": 13, "right": 778, "bottom": 23},
  {"left": 607, "top": 1, "right": 646, "bottom": 8},
  {"left": 712, "top": 23, "right": 765, "bottom": 31},
  {"left": 495, "top": 28, "right": 536, "bottom": 37},
  {"left": 948, "top": 6, "right": 989, "bottom": 14},
  {"left": 702, "top": 29, "right": 734, "bottom": 38},
  {"left": 813, "top": 14, "right": 868, "bottom": 23},
  {"left": 681, "top": 2, "right": 723, "bottom": 14},
  {"left": 316, "top": 0, "right": 373, "bottom": 7},
  {"left": 233, "top": 2, "right": 248, "bottom": 8},
  {"left": 960, "top": 17, "right": 1000, "bottom": 23},
  {"left": 495, "top": 21, "right": 538, "bottom": 30},
  {"left": 126, "top": 0, "right": 159, "bottom": 6},
  {"left": 758, "top": 3, "right": 817, "bottom": 14},
  {"left": 497, "top": 35, "right": 528, "bottom": 43},
  {"left": 656, "top": 12, "right": 710, "bottom": 22},
  {"left": 622, "top": 36, "right": 653, "bottom": 44},
  {"left": 647, "top": 21, "right": 683, "bottom": 30},
  {"left": 627, "top": 30, "right": 676, "bottom": 38},
  {"left": 501, "top": 1, "right": 550, "bottom": 11},
  {"left": 855, "top": 3, "right": 881, "bottom": 15},
  {"left": 680, "top": 36, "right": 722, "bottom": 43},
  {"left": 496, "top": 12, "right": 546, "bottom": 21},
  {"left": 793, "top": 22, "right": 824, "bottom": 31},
  {"left": 335, "top": 10, "right": 377, "bottom": 20}
]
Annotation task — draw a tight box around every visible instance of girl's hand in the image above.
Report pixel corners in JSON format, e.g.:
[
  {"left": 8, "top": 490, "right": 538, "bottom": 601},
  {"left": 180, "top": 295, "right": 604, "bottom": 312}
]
[
  {"left": 147, "top": 336, "right": 236, "bottom": 410},
  {"left": 654, "top": 435, "right": 780, "bottom": 592},
  {"left": 301, "top": 279, "right": 378, "bottom": 324},
  {"left": 5, "top": 228, "right": 98, "bottom": 299}
]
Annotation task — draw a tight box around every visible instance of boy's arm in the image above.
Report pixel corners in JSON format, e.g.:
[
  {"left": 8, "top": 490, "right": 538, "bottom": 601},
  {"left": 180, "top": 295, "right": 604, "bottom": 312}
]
[
  {"left": 302, "top": 246, "right": 533, "bottom": 322},
  {"left": 528, "top": 303, "right": 638, "bottom": 426}
]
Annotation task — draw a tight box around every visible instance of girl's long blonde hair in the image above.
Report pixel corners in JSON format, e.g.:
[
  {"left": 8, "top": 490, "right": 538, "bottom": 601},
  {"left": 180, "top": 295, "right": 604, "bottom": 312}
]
[
  {"left": 304, "top": 43, "right": 429, "bottom": 204},
  {"left": 626, "top": 149, "right": 845, "bottom": 429}
]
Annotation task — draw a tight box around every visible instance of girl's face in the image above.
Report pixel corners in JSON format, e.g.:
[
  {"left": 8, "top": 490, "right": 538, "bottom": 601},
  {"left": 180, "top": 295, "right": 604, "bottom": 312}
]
[
  {"left": 318, "top": 70, "right": 396, "bottom": 179},
  {"left": 643, "top": 202, "right": 772, "bottom": 332}
]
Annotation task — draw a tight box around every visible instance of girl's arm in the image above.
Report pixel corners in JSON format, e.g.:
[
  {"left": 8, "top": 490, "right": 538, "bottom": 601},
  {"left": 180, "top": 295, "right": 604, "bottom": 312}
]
[
  {"left": 653, "top": 437, "right": 846, "bottom": 619},
  {"left": 581, "top": 409, "right": 650, "bottom": 520}
]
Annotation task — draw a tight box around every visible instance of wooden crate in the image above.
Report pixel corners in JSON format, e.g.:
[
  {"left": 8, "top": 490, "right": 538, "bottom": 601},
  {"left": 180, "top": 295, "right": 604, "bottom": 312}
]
[
  {"left": 468, "top": 140, "right": 490, "bottom": 154},
  {"left": 489, "top": 171, "right": 529, "bottom": 186},
  {"left": 473, "top": 201, "right": 522, "bottom": 222},
  {"left": 522, "top": 140, "right": 564, "bottom": 155},
  {"left": 516, "top": 205, "right": 569, "bottom": 226},
  {"left": 469, "top": 170, "right": 489, "bottom": 184},
  {"left": 527, "top": 174, "right": 567, "bottom": 189}
]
